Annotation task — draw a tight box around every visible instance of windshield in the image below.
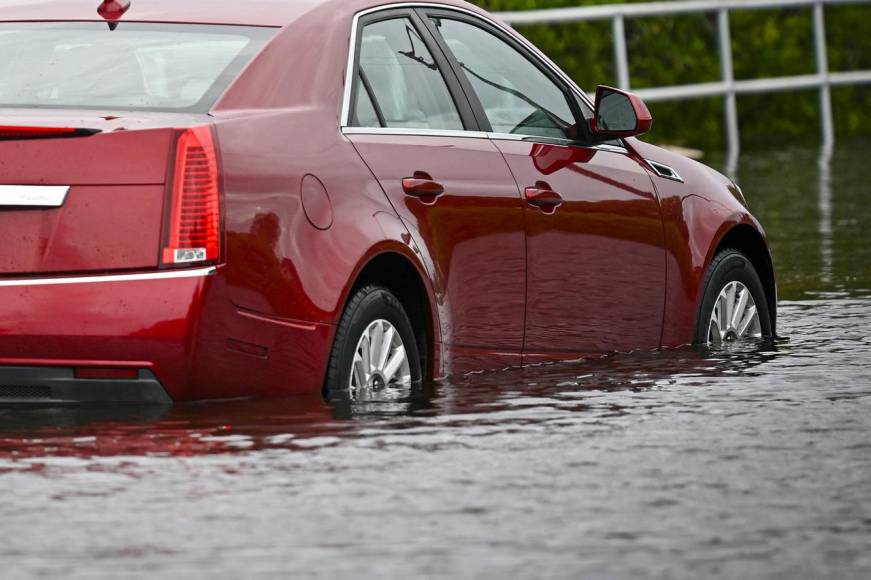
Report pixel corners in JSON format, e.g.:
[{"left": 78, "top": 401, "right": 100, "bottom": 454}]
[{"left": 0, "top": 22, "right": 276, "bottom": 113}]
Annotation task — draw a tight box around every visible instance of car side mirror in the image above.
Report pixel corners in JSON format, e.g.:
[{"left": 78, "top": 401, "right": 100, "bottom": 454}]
[{"left": 590, "top": 85, "right": 652, "bottom": 140}]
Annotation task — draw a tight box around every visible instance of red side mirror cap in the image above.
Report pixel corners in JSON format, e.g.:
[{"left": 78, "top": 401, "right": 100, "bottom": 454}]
[{"left": 590, "top": 85, "right": 652, "bottom": 139}]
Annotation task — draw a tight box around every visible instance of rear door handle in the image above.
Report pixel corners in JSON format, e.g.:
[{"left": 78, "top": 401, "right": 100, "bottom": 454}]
[
  {"left": 525, "top": 182, "right": 563, "bottom": 209},
  {"left": 402, "top": 171, "right": 445, "bottom": 198}
]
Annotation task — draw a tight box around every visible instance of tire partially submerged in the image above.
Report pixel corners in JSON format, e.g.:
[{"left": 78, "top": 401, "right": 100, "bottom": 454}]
[{"left": 696, "top": 249, "right": 773, "bottom": 345}]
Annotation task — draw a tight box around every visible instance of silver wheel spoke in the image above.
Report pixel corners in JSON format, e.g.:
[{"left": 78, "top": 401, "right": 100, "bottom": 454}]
[
  {"left": 737, "top": 304, "right": 758, "bottom": 337},
  {"left": 708, "top": 318, "right": 722, "bottom": 346},
  {"left": 370, "top": 321, "right": 384, "bottom": 371},
  {"left": 383, "top": 345, "right": 407, "bottom": 384},
  {"left": 731, "top": 288, "right": 749, "bottom": 330},
  {"left": 360, "top": 334, "right": 371, "bottom": 380},
  {"left": 709, "top": 301, "right": 723, "bottom": 345},
  {"left": 724, "top": 283, "right": 736, "bottom": 330},
  {"left": 352, "top": 354, "right": 366, "bottom": 388},
  {"left": 377, "top": 325, "right": 395, "bottom": 371}
]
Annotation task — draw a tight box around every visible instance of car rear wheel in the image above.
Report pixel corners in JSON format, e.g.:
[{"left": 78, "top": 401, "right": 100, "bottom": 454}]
[
  {"left": 695, "top": 249, "right": 773, "bottom": 345},
  {"left": 325, "top": 285, "right": 422, "bottom": 399}
]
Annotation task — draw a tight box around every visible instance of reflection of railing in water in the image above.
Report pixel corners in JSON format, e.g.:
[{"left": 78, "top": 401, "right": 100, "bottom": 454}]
[
  {"left": 497, "top": 0, "right": 871, "bottom": 170},
  {"left": 818, "top": 149, "right": 833, "bottom": 284}
]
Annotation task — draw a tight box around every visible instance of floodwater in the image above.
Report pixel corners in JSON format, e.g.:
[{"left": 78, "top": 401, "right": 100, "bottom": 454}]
[{"left": 1, "top": 142, "right": 870, "bottom": 579}]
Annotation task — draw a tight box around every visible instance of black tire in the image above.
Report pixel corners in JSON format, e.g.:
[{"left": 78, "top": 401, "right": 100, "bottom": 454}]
[
  {"left": 324, "top": 285, "right": 423, "bottom": 396},
  {"left": 694, "top": 249, "right": 773, "bottom": 344}
]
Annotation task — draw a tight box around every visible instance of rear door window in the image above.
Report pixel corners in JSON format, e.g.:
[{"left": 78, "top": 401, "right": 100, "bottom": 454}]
[
  {"left": 352, "top": 17, "right": 463, "bottom": 131},
  {"left": 0, "top": 22, "right": 275, "bottom": 112}
]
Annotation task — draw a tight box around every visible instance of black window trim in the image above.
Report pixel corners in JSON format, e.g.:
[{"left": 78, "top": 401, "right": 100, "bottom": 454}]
[
  {"left": 346, "top": 8, "right": 481, "bottom": 132},
  {"left": 353, "top": 69, "right": 386, "bottom": 127}
]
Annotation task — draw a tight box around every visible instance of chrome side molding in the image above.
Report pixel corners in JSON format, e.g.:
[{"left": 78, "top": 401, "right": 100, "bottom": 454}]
[
  {"left": 0, "top": 185, "right": 70, "bottom": 207},
  {"left": 0, "top": 267, "right": 217, "bottom": 288}
]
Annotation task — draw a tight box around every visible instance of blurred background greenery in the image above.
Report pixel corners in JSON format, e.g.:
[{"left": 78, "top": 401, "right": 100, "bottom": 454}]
[{"left": 472, "top": 0, "right": 871, "bottom": 152}]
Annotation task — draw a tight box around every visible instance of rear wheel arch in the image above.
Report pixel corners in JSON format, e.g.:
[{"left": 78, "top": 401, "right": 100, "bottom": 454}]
[
  {"left": 707, "top": 224, "right": 777, "bottom": 335},
  {"left": 338, "top": 250, "right": 439, "bottom": 383}
]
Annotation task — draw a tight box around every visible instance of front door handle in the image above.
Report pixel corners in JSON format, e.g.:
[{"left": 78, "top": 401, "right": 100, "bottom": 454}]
[
  {"left": 525, "top": 182, "right": 563, "bottom": 209},
  {"left": 402, "top": 171, "right": 445, "bottom": 198}
]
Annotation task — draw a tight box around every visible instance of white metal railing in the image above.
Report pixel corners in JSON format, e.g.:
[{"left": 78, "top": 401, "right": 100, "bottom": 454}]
[{"left": 497, "top": 0, "right": 871, "bottom": 164}]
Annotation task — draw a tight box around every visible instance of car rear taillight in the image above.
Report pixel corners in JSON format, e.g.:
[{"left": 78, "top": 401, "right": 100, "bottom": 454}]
[
  {"left": 162, "top": 126, "right": 222, "bottom": 266},
  {"left": 0, "top": 126, "right": 99, "bottom": 140}
]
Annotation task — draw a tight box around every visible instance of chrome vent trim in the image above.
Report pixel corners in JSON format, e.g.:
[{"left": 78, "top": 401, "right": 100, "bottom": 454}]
[{"left": 646, "top": 160, "right": 684, "bottom": 182}]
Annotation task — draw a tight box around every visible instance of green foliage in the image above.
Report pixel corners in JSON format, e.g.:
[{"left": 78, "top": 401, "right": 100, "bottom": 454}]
[
  {"left": 471, "top": 0, "right": 871, "bottom": 152},
  {"left": 627, "top": 13, "right": 719, "bottom": 89},
  {"left": 731, "top": 8, "right": 815, "bottom": 79}
]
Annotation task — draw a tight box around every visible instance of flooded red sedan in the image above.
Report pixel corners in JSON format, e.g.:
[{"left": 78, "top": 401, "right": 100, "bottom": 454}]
[{"left": 0, "top": 0, "right": 775, "bottom": 404}]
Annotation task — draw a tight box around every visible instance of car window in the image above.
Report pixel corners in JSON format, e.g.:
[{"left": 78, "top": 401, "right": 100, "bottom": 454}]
[
  {"left": 352, "top": 18, "right": 463, "bottom": 131},
  {"left": 430, "top": 17, "right": 577, "bottom": 140},
  {"left": 0, "top": 22, "right": 275, "bottom": 113}
]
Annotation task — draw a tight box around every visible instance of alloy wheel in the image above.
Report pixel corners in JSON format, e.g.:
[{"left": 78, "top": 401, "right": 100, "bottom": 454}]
[
  {"left": 349, "top": 319, "right": 411, "bottom": 394},
  {"left": 706, "top": 281, "right": 763, "bottom": 345}
]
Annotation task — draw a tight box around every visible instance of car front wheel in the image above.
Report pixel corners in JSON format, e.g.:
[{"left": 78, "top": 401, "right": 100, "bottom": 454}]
[
  {"left": 695, "top": 249, "right": 773, "bottom": 345},
  {"left": 325, "top": 285, "right": 422, "bottom": 398}
]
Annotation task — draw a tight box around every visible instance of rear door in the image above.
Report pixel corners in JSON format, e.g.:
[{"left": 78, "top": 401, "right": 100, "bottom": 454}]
[
  {"left": 343, "top": 10, "right": 527, "bottom": 370},
  {"left": 422, "top": 10, "right": 667, "bottom": 359}
]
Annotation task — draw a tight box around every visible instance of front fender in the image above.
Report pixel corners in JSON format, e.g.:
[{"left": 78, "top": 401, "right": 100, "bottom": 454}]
[{"left": 626, "top": 138, "right": 772, "bottom": 346}]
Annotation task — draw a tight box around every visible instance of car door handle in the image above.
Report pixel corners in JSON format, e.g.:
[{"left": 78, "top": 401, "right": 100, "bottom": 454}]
[
  {"left": 525, "top": 182, "right": 563, "bottom": 209},
  {"left": 402, "top": 171, "right": 445, "bottom": 198}
]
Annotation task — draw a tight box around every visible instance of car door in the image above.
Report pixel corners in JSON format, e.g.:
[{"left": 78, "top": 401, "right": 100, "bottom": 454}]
[
  {"left": 422, "top": 10, "right": 667, "bottom": 359},
  {"left": 342, "top": 11, "right": 527, "bottom": 371}
]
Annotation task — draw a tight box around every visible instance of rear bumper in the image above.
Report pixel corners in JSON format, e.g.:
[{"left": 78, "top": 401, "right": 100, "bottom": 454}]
[
  {"left": 0, "top": 267, "right": 215, "bottom": 402},
  {"left": 0, "top": 266, "right": 335, "bottom": 402},
  {"left": 0, "top": 366, "right": 171, "bottom": 405}
]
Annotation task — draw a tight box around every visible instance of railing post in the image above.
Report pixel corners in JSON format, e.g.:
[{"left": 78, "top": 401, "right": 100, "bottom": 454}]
[
  {"left": 813, "top": 1, "right": 835, "bottom": 151},
  {"left": 718, "top": 8, "right": 740, "bottom": 173},
  {"left": 612, "top": 15, "right": 630, "bottom": 90}
]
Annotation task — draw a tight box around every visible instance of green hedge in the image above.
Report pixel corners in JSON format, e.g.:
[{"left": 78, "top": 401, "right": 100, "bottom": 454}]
[{"left": 472, "top": 0, "right": 871, "bottom": 152}]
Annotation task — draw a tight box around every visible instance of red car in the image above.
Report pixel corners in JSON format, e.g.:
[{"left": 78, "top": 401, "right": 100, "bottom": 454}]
[{"left": 0, "top": 0, "right": 776, "bottom": 404}]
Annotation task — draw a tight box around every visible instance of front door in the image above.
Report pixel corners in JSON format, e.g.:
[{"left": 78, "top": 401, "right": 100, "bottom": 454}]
[
  {"left": 423, "top": 10, "right": 667, "bottom": 359},
  {"left": 497, "top": 140, "right": 666, "bottom": 356}
]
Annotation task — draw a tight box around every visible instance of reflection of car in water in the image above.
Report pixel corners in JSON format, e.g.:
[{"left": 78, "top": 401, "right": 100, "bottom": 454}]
[
  {"left": 0, "top": 342, "right": 779, "bottom": 460},
  {"left": 0, "top": 0, "right": 775, "bottom": 405}
]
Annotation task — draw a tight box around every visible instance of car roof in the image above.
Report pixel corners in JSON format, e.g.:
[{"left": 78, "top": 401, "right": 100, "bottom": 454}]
[{"left": 0, "top": 0, "right": 481, "bottom": 27}]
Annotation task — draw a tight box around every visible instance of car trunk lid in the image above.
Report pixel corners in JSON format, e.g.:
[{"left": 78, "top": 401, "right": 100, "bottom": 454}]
[{"left": 0, "top": 111, "right": 209, "bottom": 275}]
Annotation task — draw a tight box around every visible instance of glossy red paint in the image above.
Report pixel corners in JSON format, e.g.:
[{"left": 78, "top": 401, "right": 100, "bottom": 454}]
[
  {"left": 494, "top": 139, "right": 667, "bottom": 360},
  {"left": 0, "top": 0, "right": 775, "bottom": 402}
]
